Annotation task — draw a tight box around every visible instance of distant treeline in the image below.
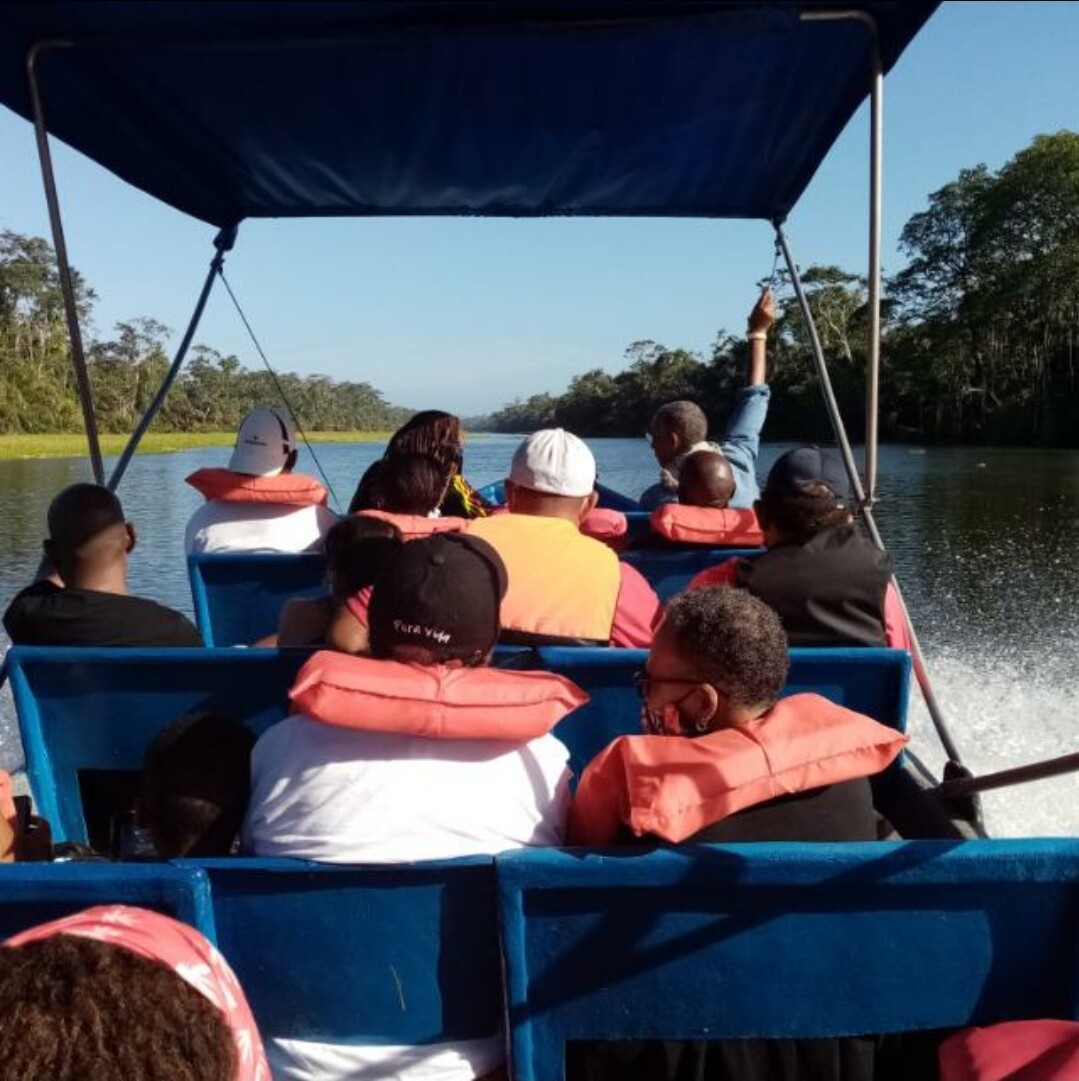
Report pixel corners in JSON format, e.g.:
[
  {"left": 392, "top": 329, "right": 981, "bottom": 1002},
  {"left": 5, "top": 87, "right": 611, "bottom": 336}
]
[
  {"left": 475, "top": 132, "right": 1079, "bottom": 447},
  {"left": 0, "top": 231, "right": 412, "bottom": 434}
]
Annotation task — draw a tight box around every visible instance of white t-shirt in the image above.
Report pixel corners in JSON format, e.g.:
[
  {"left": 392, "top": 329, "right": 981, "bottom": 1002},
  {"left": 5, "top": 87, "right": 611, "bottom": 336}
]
[
  {"left": 184, "top": 501, "right": 339, "bottom": 555},
  {"left": 242, "top": 713, "right": 571, "bottom": 1081}
]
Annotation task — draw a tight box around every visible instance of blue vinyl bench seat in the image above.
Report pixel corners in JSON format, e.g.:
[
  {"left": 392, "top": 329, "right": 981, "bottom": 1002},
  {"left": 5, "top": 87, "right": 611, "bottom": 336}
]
[
  {"left": 497, "top": 839, "right": 1079, "bottom": 1080},
  {"left": 8, "top": 645, "right": 910, "bottom": 845}
]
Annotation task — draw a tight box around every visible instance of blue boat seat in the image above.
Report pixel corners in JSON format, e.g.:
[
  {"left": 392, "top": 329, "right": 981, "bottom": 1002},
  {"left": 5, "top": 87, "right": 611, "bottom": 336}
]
[
  {"left": 188, "top": 552, "right": 326, "bottom": 647},
  {"left": 496, "top": 839, "right": 1079, "bottom": 1081},
  {"left": 522, "top": 646, "right": 911, "bottom": 779},
  {"left": 620, "top": 547, "right": 763, "bottom": 601},
  {"left": 186, "top": 856, "right": 501, "bottom": 1051},
  {"left": 0, "top": 862, "right": 212, "bottom": 940},
  {"left": 8, "top": 645, "right": 909, "bottom": 846},
  {"left": 7, "top": 646, "right": 311, "bottom": 846},
  {"left": 185, "top": 526, "right": 760, "bottom": 648}
]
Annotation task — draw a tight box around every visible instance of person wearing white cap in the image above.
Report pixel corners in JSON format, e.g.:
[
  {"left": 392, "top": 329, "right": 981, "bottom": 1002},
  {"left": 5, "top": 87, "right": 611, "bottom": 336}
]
[
  {"left": 183, "top": 407, "right": 338, "bottom": 554},
  {"left": 467, "top": 429, "right": 660, "bottom": 647}
]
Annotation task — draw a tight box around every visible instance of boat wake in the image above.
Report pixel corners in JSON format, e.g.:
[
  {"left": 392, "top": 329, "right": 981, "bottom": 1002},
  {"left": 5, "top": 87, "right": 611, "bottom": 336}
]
[{"left": 907, "top": 642, "right": 1079, "bottom": 837}]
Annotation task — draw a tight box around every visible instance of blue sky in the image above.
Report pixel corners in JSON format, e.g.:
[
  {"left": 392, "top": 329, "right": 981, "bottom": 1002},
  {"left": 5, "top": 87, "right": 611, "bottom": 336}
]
[{"left": 1, "top": 1, "right": 1077, "bottom": 415}]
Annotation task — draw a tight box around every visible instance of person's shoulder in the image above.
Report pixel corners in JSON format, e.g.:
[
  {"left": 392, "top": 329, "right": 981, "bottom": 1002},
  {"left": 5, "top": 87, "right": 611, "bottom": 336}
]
[
  {"left": 111, "top": 593, "right": 202, "bottom": 644},
  {"left": 521, "top": 731, "right": 571, "bottom": 764},
  {"left": 5, "top": 580, "right": 62, "bottom": 607},
  {"left": 3, "top": 580, "right": 65, "bottom": 637}
]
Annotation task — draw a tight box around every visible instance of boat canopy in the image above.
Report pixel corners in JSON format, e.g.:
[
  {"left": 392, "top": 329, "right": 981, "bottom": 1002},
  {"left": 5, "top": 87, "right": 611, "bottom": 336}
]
[{"left": 0, "top": 1, "right": 935, "bottom": 227}]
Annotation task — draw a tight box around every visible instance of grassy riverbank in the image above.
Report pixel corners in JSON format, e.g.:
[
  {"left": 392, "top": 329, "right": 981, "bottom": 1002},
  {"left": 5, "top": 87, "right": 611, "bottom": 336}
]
[{"left": 0, "top": 431, "right": 393, "bottom": 461}]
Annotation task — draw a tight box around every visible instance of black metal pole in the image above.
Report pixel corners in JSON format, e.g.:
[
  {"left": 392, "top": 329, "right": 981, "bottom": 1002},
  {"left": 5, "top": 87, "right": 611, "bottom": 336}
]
[
  {"left": 27, "top": 41, "right": 104, "bottom": 484},
  {"left": 939, "top": 752, "right": 1079, "bottom": 801},
  {"left": 774, "top": 223, "right": 966, "bottom": 768},
  {"left": 107, "top": 226, "right": 238, "bottom": 491}
]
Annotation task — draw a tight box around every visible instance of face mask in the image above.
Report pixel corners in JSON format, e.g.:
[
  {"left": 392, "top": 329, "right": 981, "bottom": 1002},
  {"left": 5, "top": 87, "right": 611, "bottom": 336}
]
[{"left": 641, "top": 700, "right": 686, "bottom": 736}]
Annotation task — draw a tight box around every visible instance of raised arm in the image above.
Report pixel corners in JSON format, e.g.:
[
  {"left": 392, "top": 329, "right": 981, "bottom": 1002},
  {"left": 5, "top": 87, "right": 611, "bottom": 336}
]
[{"left": 745, "top": 287, "right": 776, "bottom": 387}]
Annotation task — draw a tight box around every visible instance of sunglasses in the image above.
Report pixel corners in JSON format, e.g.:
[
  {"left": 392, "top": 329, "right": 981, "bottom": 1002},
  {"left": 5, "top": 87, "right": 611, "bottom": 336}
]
[{"left": 632, "top": 670, "right": 703, "bottom": 699}]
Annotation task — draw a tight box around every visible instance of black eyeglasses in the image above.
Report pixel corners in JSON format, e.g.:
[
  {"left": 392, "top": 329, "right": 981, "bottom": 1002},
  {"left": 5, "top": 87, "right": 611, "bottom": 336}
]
[{"left": 632, "top": 670, "right": 703, "bottom": 699}]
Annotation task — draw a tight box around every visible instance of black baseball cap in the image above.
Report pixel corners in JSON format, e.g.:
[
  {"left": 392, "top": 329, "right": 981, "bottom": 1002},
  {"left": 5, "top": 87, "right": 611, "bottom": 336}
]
[
  {"left": 764, "top": 446, "right": 852, "bottom": 506},
  {"left": 368, "top": 532, "right": 509, "bottom": 663}
]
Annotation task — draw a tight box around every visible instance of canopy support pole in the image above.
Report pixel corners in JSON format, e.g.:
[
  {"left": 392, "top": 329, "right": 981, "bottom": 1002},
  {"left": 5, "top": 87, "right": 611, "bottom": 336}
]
[
  {"left": 27, "top": 41, "right": 104, "bottom": 485},
  {"left": 774, "top": 224, "right": 966, "bottom": 770},
  {"left": 800, "top": 10, "right": 883, "bottom": 505},
  {"left": 107, "top": 226, "right": 238, "bottom": 491},
  {"left": 865, "top": 41, "right": 883, "bottom": 506}
]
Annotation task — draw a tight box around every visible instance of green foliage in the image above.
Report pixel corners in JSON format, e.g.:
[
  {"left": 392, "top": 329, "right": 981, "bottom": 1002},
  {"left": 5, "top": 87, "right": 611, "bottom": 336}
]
[
  {"left": 478, "top": 132, "right": 1079, "bottom": 447},
  {"left": 0, "top": 231, "right": 412, "bottom": 435}
]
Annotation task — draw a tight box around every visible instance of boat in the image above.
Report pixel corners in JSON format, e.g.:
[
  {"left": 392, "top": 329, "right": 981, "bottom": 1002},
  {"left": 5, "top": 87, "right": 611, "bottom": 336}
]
[{"left": 6, "top": 4, "right": 1079, "bottom": 1079}]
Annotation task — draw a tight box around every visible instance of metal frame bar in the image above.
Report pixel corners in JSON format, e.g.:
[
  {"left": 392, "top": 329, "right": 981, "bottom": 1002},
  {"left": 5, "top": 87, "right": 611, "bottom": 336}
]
[
  {"left": 775, "top": 223, "right": 965, "bottom": 769},
  {"left": 799, "top": 10, "right": 883, "bottom": 506},
  {"left": 27, "top": 40, "right": 104, "bottom": 485},
  {"left": 107, "top": 226, "right": 237, "bottom": 491}
]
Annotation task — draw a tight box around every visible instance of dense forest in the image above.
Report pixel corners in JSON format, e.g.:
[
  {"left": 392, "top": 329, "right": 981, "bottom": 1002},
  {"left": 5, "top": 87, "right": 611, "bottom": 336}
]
[
  {"left": 477, "top": 133, "right": 1079, "bottom": 447},
  {"left": 4, "top": 132, "right": 1079, "bottom": 444},
  {"left": 0, "top": 232, "right": 412, "bottom": 434}
]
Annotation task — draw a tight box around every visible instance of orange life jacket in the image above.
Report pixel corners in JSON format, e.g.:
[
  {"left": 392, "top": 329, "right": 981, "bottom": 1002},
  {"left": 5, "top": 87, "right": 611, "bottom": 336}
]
[
  {"left": 580, "top": 508, "right": 629, "bottom": 550},
  {"left": 650, "top": 504, "right": 764, "bottom": 546},
  {"left": 568, "top": 693, "right": 907, "bottom": 844},
  {"left": 939, "top": 1020, "right": 1079, "bottom": 1081},
  {"left": 466, "top": 514, "right": 621, "bottom": 645},
  {"left": 185, "top": 468, "right": 328, "bottom": 507},
  {"left": 354, "top": 508, "right": 467, "bottom": 539},
  {"left": 290, "top": 650, "right": 588, "bottom": 741}
]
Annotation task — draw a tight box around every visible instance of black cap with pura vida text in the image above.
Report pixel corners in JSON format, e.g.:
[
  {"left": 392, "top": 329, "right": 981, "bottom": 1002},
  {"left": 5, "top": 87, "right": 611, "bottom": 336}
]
[{"left": 367, "top": 532, "right": 509, "bottom": 660}]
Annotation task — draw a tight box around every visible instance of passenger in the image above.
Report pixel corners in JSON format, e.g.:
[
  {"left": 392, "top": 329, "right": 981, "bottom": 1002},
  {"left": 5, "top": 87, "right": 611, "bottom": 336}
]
[
  {"left": 185, "top": 406, "right": 338, "bottom": 554},
  {"left": 678, "top": 448, "right": 736, "bottom": 508},
  {"left": 324, "top": 454, "right": 468, "bottom": 651},
  {"left": 647, "top": 449, "right": 765, "bottom": 547},
  {"left": 0, "top": 774, "right": 13, "bottom": 862},
  {"left": 640, "top": 288, "right": 775, "bottom": 511},
  {"left": 688, "top": 446, "right": 912, "bottom": 649},
  {"left": 138, "top": 711, "right": 256, "bottom": 858},
  {"left": 277, "top": 514, "right": 402, "bottom": 648},
  {"left": 567, "top": 588, "right": 905, "bottom": 1081},
  {"left": 0, "top": 905, "right": 269, "bottom": 1081},
  {"left": 467, "top": 429, "right": 661, "bottom": 647},
  {"left": 3, "top": 483, "right": 202, "bottom": 647},
  {"left": 348, "top": 409, "right": 493, "bottom": 519},
  {"left": 350, "top": 451, "right": 465, "bottom": 534},
  {"left": 244, "top": 532, "right": 578, "bottom": 1081},
  {"left": 0, "top": 772, "right": 51, "bottom": 862}
]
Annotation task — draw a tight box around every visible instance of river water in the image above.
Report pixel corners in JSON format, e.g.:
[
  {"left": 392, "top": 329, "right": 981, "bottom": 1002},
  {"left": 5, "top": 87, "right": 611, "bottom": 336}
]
[{"left": 1, "top": 436, "right": 1077, "bottom": 837}]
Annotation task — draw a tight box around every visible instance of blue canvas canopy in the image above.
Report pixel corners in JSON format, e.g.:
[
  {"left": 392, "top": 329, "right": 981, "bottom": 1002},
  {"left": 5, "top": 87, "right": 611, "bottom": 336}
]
[{"left": 0, "top": 1, "right": 936, "bottom": 227}]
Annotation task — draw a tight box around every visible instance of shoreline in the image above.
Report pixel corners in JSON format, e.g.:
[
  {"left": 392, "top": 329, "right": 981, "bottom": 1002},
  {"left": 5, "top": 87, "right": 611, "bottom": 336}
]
[{"left": 0, "top": 431, "right": 393, "bottom": 462}]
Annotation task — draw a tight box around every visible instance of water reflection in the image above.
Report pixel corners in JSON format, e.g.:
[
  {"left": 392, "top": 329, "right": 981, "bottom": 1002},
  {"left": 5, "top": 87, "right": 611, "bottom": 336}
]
[{"left": 0, "top": 438, "right": 1076, "bottom": 836}]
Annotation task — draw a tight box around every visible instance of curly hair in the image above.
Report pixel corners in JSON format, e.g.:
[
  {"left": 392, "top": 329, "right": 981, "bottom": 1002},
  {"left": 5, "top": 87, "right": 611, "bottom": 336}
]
[
  {"left": 663, "top": 587, "right": 789, "bottom": 709},
  {"left": 0, "top": 934, "right": 234, "bottom": 1081},
  {"left": 758, "top": 485, "right": 852, "bottom": 546}
]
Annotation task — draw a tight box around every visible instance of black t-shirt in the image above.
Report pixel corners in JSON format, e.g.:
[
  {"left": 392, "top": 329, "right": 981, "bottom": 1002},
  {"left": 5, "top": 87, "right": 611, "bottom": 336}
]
[{"left": 3, "top": 582, "right": 202, "bottom": 647}]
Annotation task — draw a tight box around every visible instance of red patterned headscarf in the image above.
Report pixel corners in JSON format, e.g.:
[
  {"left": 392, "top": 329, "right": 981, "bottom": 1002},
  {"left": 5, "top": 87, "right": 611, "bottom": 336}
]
[{"left": 5, "top": 905, "right": 270, "bottom": 1081}]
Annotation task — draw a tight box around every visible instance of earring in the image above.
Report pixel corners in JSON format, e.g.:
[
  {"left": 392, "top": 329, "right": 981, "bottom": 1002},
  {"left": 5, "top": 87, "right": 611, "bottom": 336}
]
[{"left": 693, "top": 717, "right": 710, "bottom": 734}]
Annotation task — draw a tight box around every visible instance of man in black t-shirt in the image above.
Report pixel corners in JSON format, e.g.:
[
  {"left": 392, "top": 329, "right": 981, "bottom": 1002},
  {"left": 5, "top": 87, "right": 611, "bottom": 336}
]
[{"left": 3, "top": 484, "right": 201, "bottom": 648}]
